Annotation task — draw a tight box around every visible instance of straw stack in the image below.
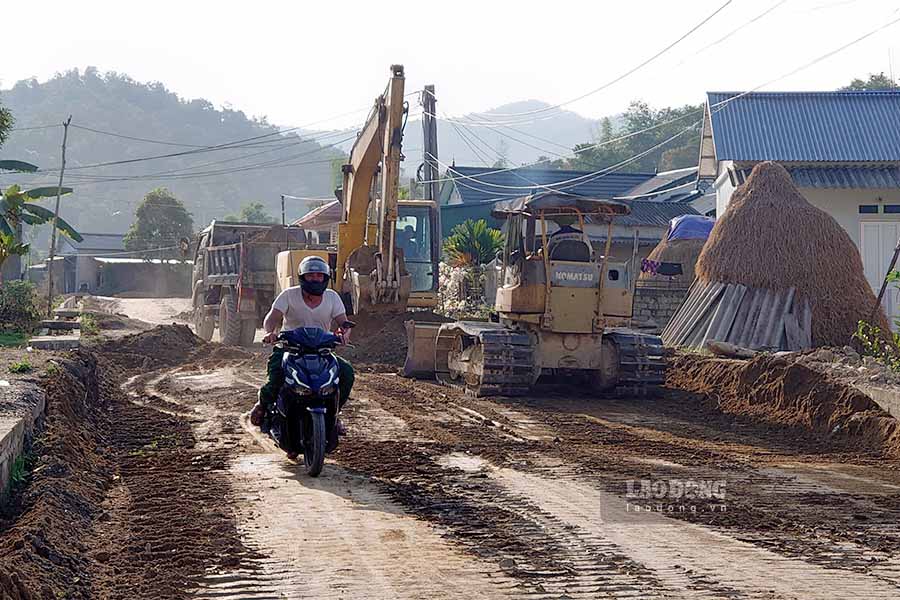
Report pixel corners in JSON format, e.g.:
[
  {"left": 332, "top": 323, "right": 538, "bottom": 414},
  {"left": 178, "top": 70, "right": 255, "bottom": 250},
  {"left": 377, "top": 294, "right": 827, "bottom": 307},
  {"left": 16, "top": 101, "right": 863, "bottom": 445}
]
[{"left": 695, "top": 161, "right": 889, "bottom": 347}]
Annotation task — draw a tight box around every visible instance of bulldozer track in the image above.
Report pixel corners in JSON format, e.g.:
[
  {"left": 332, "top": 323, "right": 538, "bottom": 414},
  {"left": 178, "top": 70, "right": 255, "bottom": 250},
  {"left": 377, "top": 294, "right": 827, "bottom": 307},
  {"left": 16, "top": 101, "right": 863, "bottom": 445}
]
[{"left": 436, "top": 325, "right": 536, "bottom": 396}]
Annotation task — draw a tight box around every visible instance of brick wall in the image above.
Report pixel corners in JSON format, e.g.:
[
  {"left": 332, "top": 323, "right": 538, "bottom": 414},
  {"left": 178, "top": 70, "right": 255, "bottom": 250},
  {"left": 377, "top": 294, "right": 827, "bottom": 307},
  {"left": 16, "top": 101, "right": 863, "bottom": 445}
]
[{"left": 632, "top": 284, "right": 690, "bottom": 334}]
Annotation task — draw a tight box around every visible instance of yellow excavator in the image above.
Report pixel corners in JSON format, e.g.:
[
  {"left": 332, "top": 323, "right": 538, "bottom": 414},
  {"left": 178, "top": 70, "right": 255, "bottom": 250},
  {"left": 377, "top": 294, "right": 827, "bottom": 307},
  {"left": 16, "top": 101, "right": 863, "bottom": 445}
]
[
  {"left": 276, "top": 64, "right": 440, "bottom": 316},
  {"left": 406, "top": 192, "right": 666, "bottom": 396}
]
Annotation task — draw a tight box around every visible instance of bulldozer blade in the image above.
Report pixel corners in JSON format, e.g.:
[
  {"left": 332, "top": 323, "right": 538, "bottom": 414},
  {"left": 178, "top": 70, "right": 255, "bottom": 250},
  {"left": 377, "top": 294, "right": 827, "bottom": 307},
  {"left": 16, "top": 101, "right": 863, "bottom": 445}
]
[{"left": 403, "top": 320, "right": 440, "bottom": 378}]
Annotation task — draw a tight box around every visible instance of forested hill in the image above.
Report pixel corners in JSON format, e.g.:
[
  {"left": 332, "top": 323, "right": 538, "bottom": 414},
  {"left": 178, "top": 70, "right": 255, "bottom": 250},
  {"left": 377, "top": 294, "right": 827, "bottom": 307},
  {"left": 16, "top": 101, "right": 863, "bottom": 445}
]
[{"left": 0, "top": 68, "right": 344, "bottom": 234}]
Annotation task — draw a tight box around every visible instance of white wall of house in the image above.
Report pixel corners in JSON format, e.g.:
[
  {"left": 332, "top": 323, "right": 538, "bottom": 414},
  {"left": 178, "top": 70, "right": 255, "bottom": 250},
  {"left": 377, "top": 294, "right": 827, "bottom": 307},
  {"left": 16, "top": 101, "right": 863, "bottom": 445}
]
[
  {"left": 714, "top": 161, "right": 735, "bottom": 217},
  {"left": 74, "top": 256, "right": 100, "bottom": 292}
]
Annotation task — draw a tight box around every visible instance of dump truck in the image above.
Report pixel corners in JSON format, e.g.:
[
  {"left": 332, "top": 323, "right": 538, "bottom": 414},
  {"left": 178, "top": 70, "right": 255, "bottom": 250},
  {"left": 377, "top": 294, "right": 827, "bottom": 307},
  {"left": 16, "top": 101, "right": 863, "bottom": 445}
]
[
  {"left": 191, "top": 221, "right": 319, "bottom": 345},
  {"left": 405, "top": 192, "right": 666, "bottom": 396}
]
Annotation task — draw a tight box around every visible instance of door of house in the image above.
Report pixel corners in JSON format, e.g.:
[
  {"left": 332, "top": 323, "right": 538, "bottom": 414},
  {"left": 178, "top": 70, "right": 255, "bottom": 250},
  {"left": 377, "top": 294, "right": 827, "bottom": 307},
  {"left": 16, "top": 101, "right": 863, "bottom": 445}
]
[{"left": 860, "top": 221, "right": 900, "bottom": 329}]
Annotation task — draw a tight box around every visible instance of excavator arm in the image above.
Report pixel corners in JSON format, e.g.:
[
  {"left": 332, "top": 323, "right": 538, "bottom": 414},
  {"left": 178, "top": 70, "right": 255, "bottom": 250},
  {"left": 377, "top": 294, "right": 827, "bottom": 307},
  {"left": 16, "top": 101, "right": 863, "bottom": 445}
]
[{"left": 335, "top": 64, "right": 410, "bottom": 314}]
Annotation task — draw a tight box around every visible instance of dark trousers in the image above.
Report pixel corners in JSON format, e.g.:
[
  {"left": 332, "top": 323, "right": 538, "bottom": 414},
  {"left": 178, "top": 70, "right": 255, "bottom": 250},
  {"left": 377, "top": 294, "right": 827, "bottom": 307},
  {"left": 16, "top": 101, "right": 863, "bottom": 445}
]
[{"left": 259, "top": 346, "right": 354, "bottom": 408}]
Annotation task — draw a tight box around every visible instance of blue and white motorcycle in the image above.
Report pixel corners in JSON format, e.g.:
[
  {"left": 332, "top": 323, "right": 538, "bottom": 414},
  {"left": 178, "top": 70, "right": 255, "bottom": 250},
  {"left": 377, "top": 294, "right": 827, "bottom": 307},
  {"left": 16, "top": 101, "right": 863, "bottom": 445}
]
[{"left": 265, "top": 323, "right": 353, "bottom": 477}]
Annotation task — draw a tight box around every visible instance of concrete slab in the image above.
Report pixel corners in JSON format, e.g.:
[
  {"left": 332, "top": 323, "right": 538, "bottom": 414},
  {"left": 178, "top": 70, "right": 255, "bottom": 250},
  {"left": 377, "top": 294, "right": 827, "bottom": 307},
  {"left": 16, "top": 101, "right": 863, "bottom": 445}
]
[
  {"left": 53, "top": 309, "right": 81, "bottom": 319},
  {"left": 40, "top": 320, "right": 80, "bottom": 331},
  {"left": 29, "top": 334, "right": 81, "bottom": 350},
  {"left": 856, "top": 384, "right": 900, "bottom": 421},
  {"left": 0, "top": 384, "right": 46, "bottom": 504}
]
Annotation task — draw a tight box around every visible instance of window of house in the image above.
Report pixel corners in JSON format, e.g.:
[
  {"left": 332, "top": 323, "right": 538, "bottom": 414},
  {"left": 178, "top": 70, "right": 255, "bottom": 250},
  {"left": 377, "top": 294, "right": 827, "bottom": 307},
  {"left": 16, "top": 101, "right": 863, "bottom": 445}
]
[
  {"left": 859, "top": 205, "right": 879, "bottom": 214},
  {"left": 884, "top": 205, "right": 900, "bottom": 214}
]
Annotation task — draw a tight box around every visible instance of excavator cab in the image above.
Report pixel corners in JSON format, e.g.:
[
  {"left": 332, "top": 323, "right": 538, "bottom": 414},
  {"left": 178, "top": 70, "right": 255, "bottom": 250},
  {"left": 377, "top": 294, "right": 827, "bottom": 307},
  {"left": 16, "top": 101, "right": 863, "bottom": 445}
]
[
  {"left": 405, "top": 192, "right": 666, "bottom": 396},
  {"left": 396, "top": 200, "right": 440, "bottom": 308}
]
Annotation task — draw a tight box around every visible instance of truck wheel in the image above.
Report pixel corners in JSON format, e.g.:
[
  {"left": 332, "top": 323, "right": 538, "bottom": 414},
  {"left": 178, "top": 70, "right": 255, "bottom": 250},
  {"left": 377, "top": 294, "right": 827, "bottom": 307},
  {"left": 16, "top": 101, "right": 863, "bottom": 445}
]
[
  {"left": 239, "top": 319, "right": 257, "bottom": 346},
  {"left": 195, "top": 309, "right": 214, "bottom": 341},
  {"left": 218, "top": 290, "right": 243, "bottom": 346}
]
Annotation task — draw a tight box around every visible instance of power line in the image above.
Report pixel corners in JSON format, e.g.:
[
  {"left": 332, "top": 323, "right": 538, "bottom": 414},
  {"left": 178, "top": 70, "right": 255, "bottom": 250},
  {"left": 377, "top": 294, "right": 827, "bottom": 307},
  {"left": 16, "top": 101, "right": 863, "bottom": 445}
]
[
  {"left": 677, "top": 0, "right": 789, "bottom": 65},
  {"left": 8, "top": 124, "right": 62, "bottom": 132},
  {"left": 61, "top": 132, "right": 356, "bottom": 183},
  {"left": 420, "top": 9, "right": 900, "bottom": 188},
  {"left": 437, "top": 122, "right": 701, "bottom": 194},
  {"left": 28, "top": 95, "right": 422, "bottom": 174},
  {"left": 482, "top": 0, "right": 734, "bottom": 119}
]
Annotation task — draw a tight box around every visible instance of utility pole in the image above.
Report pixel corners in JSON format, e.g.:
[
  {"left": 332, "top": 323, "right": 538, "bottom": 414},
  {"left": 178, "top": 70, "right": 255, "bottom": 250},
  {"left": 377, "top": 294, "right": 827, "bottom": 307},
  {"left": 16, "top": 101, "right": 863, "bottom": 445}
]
[
  {"left": 421, "top": 85, "right": 440, "bottom": 202},
  {"left": 421, "top": 85, "right": 442, "bottom": 292},
  {"left": 46, "top": 116, "right": 72, "bottom": 317}
]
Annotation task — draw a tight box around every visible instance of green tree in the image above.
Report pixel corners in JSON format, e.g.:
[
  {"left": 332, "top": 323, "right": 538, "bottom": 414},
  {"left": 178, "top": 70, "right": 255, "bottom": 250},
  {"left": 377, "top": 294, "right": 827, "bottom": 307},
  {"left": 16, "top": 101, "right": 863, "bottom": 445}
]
[
  {"left": 224, "top": 201, "right": 277, "bottom": 223},
  {"left": 443, "top": 219, "right": 503, "bottom": 267},
  {"left": 0, "top": 100, "right": 11, "bottom": 146},
  {"left": 567, "top": 101, "right": 702, "bottom": 173},
  {"left": 841, "top": 72, "right": 899, "bottom": 91},
  {"left": 124, "top": 188, "right": 194, "bottom": 258}
]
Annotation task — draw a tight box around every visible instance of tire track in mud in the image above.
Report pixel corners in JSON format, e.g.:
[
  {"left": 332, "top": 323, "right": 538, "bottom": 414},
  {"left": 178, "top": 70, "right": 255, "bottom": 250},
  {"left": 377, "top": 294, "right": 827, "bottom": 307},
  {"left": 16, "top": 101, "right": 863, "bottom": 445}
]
[
  {"left": 126, "top": 344, "right": 900, "bottom": 598},
  {"left": 336, "top": 373, "right": 900, "bottom": 597},
  {"left": 143, "top": 365, "right": 523, "bottom": 599}
]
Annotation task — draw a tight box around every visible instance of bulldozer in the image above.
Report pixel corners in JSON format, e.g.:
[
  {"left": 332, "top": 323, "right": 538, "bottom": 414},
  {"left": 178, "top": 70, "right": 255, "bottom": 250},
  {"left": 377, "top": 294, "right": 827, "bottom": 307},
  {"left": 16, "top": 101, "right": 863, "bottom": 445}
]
[
  {"left": 406, "top": 191, "right": 666, "bottom": 396},
  {"left": 276, "top": 64, "right": 440, "bottom": 316}
]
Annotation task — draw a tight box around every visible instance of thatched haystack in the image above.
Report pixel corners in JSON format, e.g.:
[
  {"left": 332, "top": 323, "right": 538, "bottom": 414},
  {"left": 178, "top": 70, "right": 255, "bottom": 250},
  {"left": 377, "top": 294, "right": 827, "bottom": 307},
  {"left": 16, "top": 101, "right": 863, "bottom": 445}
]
[
  {"left": 695, "top": 161, "right": 889, "bottom": 346},
  {"left": 639, "top": 238, "right": 706, "bottom": 284}
]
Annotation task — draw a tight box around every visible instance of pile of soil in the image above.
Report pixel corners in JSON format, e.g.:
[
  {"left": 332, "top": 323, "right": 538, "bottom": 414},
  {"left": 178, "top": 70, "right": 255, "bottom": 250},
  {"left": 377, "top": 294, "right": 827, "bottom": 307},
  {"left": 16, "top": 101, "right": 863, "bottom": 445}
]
[
  {"left": 695, "top": 161, "right": 889, "bottom": 346},
  {"left": 0, "top": 353, "right": 110, "bottom": 600},
  {"left": 96, "top": 325, "right": 205, "bottom": 369},
  {"left": 667, "top": 352, "right": 900, "bottom": 456},
  {"left": 170, "top": 309, "right": 194, "bottom": 323},
  {"left": 341, "top": 310, "right": 452, "bottom": 368},
  {"left": 81, "top": 310, "right": 152, "bottom": 332}
]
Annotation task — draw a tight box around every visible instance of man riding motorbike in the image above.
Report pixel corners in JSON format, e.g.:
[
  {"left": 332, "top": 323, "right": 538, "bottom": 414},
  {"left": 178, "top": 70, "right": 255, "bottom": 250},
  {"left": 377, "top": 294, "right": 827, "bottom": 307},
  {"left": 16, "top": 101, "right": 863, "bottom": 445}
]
[{"left": 250, "top": 256, "right": 354, "bottom": 450}]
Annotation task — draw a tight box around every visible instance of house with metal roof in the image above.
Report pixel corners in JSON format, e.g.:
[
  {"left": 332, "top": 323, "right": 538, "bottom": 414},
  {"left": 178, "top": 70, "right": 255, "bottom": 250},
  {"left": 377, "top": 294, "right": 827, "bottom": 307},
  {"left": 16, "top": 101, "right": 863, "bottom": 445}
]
[
  {"left": 699, "top": 90, "right": 900, "bottom": 320},
  {"left": 57, "top": 232, "right": 126, "bottom": 293},
  {"left": 438, "top": 165, "right": 700, "bottom": 262}
]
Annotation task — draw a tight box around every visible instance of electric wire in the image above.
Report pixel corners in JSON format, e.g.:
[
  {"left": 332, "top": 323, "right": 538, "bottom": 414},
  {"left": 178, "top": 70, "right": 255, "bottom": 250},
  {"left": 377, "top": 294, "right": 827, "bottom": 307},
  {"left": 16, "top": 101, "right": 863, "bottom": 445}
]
[{"left": 474, "top": 0, "right": 734, "bottom": 119}]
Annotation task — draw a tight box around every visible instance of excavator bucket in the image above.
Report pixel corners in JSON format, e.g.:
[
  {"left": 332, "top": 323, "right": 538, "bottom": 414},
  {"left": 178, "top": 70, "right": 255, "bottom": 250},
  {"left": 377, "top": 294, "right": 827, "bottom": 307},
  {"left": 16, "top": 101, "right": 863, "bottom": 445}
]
[
  {"left": 403, "top": 320, "right": 440, "bottom": 377},
  {"left": 346, "top": 245, "right": 411, "bottom": 317}
]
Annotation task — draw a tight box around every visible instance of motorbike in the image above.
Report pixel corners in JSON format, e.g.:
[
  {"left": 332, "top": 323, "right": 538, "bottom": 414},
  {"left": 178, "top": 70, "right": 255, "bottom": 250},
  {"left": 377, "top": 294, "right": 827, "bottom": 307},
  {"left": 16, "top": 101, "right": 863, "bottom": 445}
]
[{"left": 264, "top": 322, "right": 353, "bottom": 477}]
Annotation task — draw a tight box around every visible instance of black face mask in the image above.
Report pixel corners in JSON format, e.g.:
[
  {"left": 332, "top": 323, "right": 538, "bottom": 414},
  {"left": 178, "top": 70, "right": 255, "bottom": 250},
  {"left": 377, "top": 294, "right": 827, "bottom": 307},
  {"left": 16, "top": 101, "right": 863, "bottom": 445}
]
[{"left": 300, "top": 278, "right": 328, "bottom": 296}]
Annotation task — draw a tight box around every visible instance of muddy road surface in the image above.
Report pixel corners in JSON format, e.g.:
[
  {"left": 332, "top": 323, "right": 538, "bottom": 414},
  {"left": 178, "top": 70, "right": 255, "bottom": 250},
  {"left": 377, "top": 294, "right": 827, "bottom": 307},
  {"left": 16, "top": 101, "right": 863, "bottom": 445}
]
[{"left": 4, "top": 300, "right": 900, "bottom": 599}]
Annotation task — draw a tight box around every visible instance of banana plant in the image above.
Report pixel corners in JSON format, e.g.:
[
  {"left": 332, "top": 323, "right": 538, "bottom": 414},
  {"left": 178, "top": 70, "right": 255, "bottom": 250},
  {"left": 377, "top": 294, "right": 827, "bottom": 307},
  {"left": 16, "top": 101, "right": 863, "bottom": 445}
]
[
  {"left": 0, "top": 232, "right": 29, "bottom": 282},
  {"left": 0, "top": 160, "right": 81, "bottom": 242}
]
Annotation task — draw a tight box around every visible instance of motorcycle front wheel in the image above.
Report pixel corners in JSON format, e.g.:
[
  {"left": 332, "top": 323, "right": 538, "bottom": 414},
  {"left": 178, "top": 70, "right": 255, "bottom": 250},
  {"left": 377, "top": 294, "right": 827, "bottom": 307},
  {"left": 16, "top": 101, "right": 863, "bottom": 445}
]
[{"left": 304, "top": 411, "right": 326, "bottom": 477}]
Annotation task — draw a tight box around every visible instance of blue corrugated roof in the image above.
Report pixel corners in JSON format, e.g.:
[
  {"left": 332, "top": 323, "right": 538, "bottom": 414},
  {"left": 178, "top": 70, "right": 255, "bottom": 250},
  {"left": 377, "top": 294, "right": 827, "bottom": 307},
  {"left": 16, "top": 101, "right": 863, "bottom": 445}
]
[
  {"left": 707, "top": 91, "right": 900, "bottom": 162},
  {"left": 787, "top": 165, "right": 900, "bottom": 188},
  {"left": 443, "top": 166, "right": 656, "bottom": 205},
  {"left": 611, "top": 200, "right": 699, "bottom": 228}
]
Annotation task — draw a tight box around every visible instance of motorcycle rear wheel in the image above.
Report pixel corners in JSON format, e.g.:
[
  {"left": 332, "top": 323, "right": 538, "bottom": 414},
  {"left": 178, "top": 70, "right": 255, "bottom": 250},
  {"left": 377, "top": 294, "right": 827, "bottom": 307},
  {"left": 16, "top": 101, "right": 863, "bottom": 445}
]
[{"left": 304, "top": 412, "right": 326, "bottom": 477}]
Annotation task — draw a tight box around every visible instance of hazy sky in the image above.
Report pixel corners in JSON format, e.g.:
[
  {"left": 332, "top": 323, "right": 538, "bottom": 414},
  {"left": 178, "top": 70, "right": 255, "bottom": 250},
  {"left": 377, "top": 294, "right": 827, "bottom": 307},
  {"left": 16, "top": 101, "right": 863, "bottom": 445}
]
[{"left": 3, "top": 0, "right": 900, "bottom": 130}]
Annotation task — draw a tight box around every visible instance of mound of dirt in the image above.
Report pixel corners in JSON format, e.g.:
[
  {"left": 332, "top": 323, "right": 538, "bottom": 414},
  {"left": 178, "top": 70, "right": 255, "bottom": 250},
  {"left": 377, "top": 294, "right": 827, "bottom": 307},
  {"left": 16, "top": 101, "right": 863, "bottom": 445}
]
[
  {"left": 96, "top": 324, "right": 205, "bottom": 369},
  {"left": 81, "top": 310, "right": 152, "bottom": 332},
  {"left": 341, "top": 311, "right": 453, "bottom": 368},
  {"left": 695, "top": 161, "right": 889, "bottom": 346},
  {"left": 668, "top": 352, "right": 900, "bottom": 456},
  {"left": 0, "top": 353, "right": 110, "bottom": 600}
]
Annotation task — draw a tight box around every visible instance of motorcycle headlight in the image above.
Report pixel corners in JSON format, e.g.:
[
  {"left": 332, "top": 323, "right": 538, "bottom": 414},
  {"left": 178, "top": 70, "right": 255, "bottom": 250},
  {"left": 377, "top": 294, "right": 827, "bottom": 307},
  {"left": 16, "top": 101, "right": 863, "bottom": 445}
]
[
  {"left": 293, "top": 382, "right": 312, "bottom": 395},
  {"left": 318, "top": 383, "right": 336, "bottom": 397}
]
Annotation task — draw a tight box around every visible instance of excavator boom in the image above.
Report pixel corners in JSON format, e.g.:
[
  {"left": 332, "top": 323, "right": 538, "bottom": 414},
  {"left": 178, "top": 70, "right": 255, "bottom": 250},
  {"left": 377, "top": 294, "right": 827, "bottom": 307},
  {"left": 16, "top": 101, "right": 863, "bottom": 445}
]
[{"left": 335, "top": 64, "right": 411, "bottom": 316}]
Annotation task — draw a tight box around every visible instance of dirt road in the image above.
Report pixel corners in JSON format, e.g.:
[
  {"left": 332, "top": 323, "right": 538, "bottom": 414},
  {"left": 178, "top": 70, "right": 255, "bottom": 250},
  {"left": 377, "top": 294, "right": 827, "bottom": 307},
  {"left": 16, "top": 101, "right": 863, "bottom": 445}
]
[{"left": 6, "top": 300, "right": 900, "bottom": 599}]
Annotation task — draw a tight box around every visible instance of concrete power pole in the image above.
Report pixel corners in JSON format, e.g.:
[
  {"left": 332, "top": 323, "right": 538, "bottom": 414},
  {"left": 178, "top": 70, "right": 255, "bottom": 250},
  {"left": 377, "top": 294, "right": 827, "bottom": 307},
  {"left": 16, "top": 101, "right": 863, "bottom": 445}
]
[
  {"left": 46, "top": 115, "right": 72, "bottom": 317},
  {"left": 421, "top": 86, "right": 440, "bottom": 203},
  {"left": 421, "top": 86, "right": 442, "bottom": 292}
]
